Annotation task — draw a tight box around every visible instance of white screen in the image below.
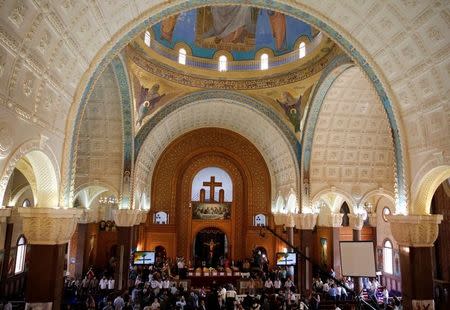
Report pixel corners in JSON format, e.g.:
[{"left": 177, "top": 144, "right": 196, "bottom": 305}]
[{"left": 340, "top": 241, "right": 376, "bottom": 277}]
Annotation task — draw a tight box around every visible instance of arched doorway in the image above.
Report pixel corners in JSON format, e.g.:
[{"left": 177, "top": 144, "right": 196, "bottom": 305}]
[{"left": 193, "top": 227, "right": 228, "bottom": 268}]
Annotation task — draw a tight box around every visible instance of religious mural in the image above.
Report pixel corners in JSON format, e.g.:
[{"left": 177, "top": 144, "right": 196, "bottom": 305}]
[
  {"left": 195, "top": 6, "right": 258, "bottom": 51},
  {"left": 136, "top": 83, "right": 166, "bottom": 126},
  {"left": 152, "top": 6, "right": 312, "bottom": 59},
  {"left": 276, "top": 84, "right": 313, "bottom": 133},
  {"left": 192, "top": 202, "right": 231, "bottom": 220}
]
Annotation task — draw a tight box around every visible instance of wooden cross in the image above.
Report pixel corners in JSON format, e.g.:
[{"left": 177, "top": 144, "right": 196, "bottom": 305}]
[{"left": 203, "top": 176, "right": 222, "bottom": 202}]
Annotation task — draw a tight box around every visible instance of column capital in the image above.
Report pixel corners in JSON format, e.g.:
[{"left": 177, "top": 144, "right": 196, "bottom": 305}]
[
  {"left": 113, "top": 209, "right": 141, "bottom": 227},
  {"left": 349, "top": 214, "right": 365, "bottom": 230},
  {"left": 139, "top": 210, "right": 148, "bottom": 224},
  {"left": 18, "top": 207, "right": 82, "bottom": 245},
  {"left": 0, "top": 207, "right": 11, "bottom": 222},
  {"left": 273, "top": 213, "right": 295, "bottom": 228},
  {"left": 78, "top": 208, "right": 98, "bottom": 224},
  {"left": 318, "top": 213, "right": 343, "bottom": 228},
  {"left": 387, "top": 214, "right": 443, "bottom": 247},
  {"left": 294, "top": 213, "right": 318, "bottom": 230}
]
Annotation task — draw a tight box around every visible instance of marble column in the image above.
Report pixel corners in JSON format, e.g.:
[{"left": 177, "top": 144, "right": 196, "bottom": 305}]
[
  {"left": 112, "top": 209, "right": 141, "bottom": 290},
  {"left": 349, "top": 213, "right": 365, "bottom": 294},
  {"left": 18, "top": 207, "right": 81, "bottom": 310},
  {"left": 388, "top": 214, "right": 443, "bottom": 310},
  {"left": 70, "top": 209, "right": 98, "bottom": 278},
  {"left": 319, "top": 213, "right": 343, "bottom": 276},
  {"left": 295, "top": 213, "right": 318, "bottom": 294}
]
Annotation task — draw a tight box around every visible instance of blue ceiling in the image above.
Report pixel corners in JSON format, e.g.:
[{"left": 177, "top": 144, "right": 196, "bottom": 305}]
[{"left": 152, "top": 7, "right": 312, "bottom": 61}]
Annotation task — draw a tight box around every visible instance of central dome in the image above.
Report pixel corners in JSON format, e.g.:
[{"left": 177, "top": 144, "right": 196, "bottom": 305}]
[
  {"left": 136, "top": 5, "right": 333, "bottom": 73},
  {"left": 153, "top": 6, "right": 313, "bottom": 60}
]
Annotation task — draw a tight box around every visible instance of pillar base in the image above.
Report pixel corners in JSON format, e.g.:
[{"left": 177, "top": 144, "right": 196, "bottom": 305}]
[{"left": 26, "top": 244, "right": 66, "bottom": 308}]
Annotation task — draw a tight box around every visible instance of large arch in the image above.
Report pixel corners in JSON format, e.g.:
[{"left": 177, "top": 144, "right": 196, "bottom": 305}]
[
  {"left": 133, "top": 91, "right": 300, "bottom": 210},
  {"left": 59, "top": 0, "right": 411, "bottom": 211},
  {"left": 413, "top": 165, "right": 450, "bottom": 215},
  {"left": 0, "top": 139, "right": 60, "bottom": 208},
  {"left": 304, "top": 62, "right": 397, "bottom": 213}
]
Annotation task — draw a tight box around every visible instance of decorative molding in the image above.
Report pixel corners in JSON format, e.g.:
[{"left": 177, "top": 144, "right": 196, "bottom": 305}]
[
  {"left": 111, "top": 56, "right": 134, "bottom": 210},
  {"left": 0, "top": 122, "right": 13, "bottom": 158},
  {"left": 134, "top": 90, "right": 299, "bottom": 161},
  {"left": 387, "top": 214, "right": 443, "bottom": 247},
  {"left": 127, "top": 43, "right": 341, "bottom": 90},
  {"left": 112, "top": 209, "right": 140, "bottom": 227},
  {"left": 18, "top": 208, "right": 82, "bottom": 245},
  {"left": 349, "top": 214, "right": 365, "bottom": 231}
]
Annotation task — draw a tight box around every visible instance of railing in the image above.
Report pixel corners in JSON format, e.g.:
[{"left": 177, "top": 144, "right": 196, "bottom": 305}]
[{"left": 143, "top": 32, "right": 324, "bottom": 72}]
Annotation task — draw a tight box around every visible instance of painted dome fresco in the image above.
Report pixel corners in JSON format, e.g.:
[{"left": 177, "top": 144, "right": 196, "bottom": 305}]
[{"left": 151, "top": 6, "right": 314, "bottom": 60}]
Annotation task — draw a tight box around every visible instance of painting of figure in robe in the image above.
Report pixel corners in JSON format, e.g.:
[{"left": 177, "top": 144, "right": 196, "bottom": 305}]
[
  {"left": 192, "top": 202, "right": 231, "bottom": 220},
  {"left": 277, "top": 85, "right": 313, "bottom": 132},
  {"left": 196, "top": 6, "right": 258, "bottom": 50},
  {"left": 268, "top": 11, "right": 287, "bottom": 50},
  {"left": 136, "top": 83, "right": 166, "bottom": 126},
  {"left": 160, "top": 14, "right": 179, "bottom": 42}
]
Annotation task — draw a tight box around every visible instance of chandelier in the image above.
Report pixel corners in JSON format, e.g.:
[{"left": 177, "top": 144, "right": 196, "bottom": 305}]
[{"left": 98, "top": 195, "right": 117, "bottom": 205}]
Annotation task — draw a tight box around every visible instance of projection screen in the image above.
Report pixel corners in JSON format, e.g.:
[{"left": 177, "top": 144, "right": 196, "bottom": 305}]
[{"left": 339, "top": 241, "right": 376, "bottom": 277}]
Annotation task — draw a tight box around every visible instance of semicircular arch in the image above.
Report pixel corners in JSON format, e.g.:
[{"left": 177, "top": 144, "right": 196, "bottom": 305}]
[
  {"left": 60, "top": 1, "right": 408, "bottom": 213},
  {"left": 134, "top": 91, "right": 300, "bottom": 209}
]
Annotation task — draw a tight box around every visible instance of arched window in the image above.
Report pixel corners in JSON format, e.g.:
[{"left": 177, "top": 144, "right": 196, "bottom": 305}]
[
  {"left": 154, "top": 211, "right": 169, "bottom": 224},
  {"left": 191, "top": 167, "right": 233, "bottom": 202},
  {"left": 260, "top": 53, "right": 269, "bottom": 70},
  {"left": 286, "top": 189, "right": 299, "bottom": 213},
  {"left": 218, "top": 55, "right": 227, "bottom": 72},
  {"left": 299, "top": 42, "right": 306, "bottom": 59},
  {"left": 382, "top": 207, "right": 391, "bottom": 222},
  {"left": 383, "top": 239, "right": 393, "bottom": 274},
  {"left": 144, "top": 30, "right": 151, "bottom": 47},
  {"left": 274, "top": 194, "right": 285, "bottom": 213},
  {"left": 254, "top": 214, "right": 266, "bottom": 226},
  {"left": 22, "top": 199, "right": 31, "bottom": 208},
  {"left": 15, "top": 236, "right": 27, "bottom": 274},
  {"left": 178, "top": 48, "right": 187, "bottom": 65},
  {"left": 340, "top": 203, "right": 350, "bottom": 226}
]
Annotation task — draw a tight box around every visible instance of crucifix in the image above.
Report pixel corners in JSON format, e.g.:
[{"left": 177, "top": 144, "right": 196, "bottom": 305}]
[{"left": 203, "top": 176, "right": 222, "bottom": 202}]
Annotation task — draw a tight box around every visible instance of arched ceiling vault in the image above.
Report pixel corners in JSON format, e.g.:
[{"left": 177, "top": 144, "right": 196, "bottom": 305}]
[
  {"left": 134, "top": 91, "right": 300, "bottom": 209},
  {"left": 310, "top": 66, "right": 395, "bottom": 211},
  {"left": 0, "top": 1, "right": 448, "bottom": 212},
  {"left": 59, "top": 0, "right": 426, "bottom": 208}
]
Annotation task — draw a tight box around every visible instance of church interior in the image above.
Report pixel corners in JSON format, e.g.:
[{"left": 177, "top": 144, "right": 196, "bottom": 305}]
[{"left": 0, "top": 1, "right": 449, "bottom": 309}]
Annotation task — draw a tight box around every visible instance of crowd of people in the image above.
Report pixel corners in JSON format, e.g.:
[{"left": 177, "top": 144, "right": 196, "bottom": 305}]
[{"left": 62, "top": 250, "right": 401, "bottom": 310}]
